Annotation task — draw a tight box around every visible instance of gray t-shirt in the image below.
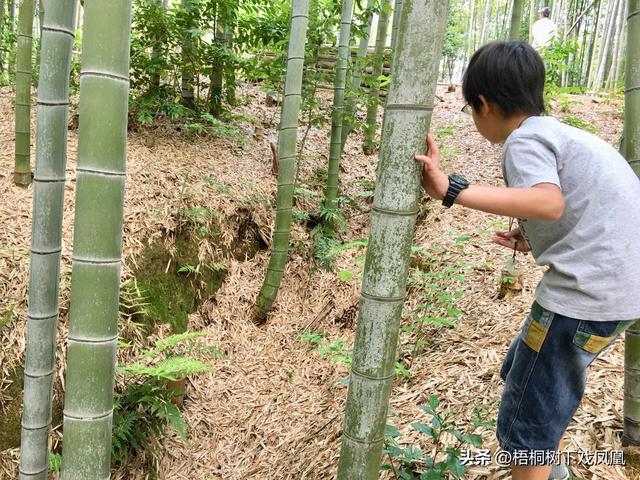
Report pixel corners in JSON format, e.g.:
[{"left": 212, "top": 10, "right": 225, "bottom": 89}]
[{"left": 501, "top": 116, "right": 640, "bottom": 321}]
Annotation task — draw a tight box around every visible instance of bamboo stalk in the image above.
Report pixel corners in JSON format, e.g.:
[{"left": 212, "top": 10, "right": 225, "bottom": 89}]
[
  {"left": 322, "top": 0, "right": 353, "bottom": 212},
  {"left": 593, "top": 0, "right": 620, "bottom": 89},
  {"left": 60, "top": 1, "right": 132, "bottom": 477},
  {"left": 390, "top": 0, "right": 403, "bottom": 59},
  {"left": 19, "top": 3, "right": 77, "bottom": 477},
  {"left": 509, "top": 0, "right": 525, "bottom": 40},
  {"left": 0, "top": 0, "right": 6, "bottom": 73},
  {"left": 14, "top": 0, "right": 34, "bottom": 186},
  {"left": 362, "top": 0, "right": 391, "bottom": 156},
  {"left": 150, "top": 0, "right": 165, "bottom": 90},
  {"left": 209, "top": 10, "right": 225, "bottom": 117},
  {"left": 9, "top": 0, "right": 16, "bottom": 32},
  {"left": 181, "top": 0, "right": 195, "bottom": 109},
  {"left": 336, "top": 0, "right": 449, "bottom": 477},
  {"left": 340, "top": 0, "right": 374, "bottom": 152},
  {"left": 254, "top": 0, "right": 310, "bottom": 322},
  {"left": 623, "top": 0, "right": 640, "bottom": 446}
]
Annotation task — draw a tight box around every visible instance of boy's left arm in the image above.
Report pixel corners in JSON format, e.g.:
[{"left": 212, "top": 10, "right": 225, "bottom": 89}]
[{"left": 416, "top": 134, "right": 565, "bottom": 221}]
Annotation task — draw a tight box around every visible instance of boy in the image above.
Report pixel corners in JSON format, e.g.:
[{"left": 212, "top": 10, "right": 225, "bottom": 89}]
[{"left": 416, "top": 41, "right": 640, "bottom": 480}]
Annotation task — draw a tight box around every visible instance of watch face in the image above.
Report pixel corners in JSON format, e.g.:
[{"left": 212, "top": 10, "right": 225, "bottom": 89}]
[{"left": 450, "top": 174, "right": 469, "bottom": 186}]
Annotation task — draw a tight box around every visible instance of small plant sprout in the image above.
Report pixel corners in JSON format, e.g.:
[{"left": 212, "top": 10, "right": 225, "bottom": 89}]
[{"left": 381, "top": 395, "right": 486, "bottom": 479}]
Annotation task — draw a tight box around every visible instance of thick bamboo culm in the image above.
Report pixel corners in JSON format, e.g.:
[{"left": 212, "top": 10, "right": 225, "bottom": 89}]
[
  {"left": 623, "top": 0, "right": 640, "bottom": 446},
  {"left": 336, "top": 0, "right": 450, "bottom": 477},
  {"left": 254, "top": 0, "right": 310, "bottom": 322},
  {"left": 60, "top": 1, "right": 132, "bottom": 478},
  {"left": 19, "top": 3, "right": 78, "bottom": 477},
  {"left": 14, "top": 0, "right": 34, "bottom": 186}
]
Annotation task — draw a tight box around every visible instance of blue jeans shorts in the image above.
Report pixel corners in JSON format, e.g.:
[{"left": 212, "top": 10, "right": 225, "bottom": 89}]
[{"left": 496, "top": 301, "right": 635, "bottom": 465}]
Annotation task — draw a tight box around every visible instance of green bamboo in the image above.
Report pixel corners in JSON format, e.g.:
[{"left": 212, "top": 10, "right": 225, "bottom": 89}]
[
  {"left": 223, "top": 24, "right": 236, "bottom": 106},
  {"left": 9, "top": 0, "right": 16, "bottom": 31},
  {"left": 509, "top": 0, "right": 525, "bottom": 40},
  {"left": 19, "top": 2, "right": 77, "bottom": 477},
  {"left": 362, "top": 0, "right": 391, "bottom": 156},
  {"left": 60, "top": 1, "right": 132, "bottom": 478},
  {"left": 322, "top": 0, "right": 353, "bottom": 211},
  {"left": 340, "top": 0, "right": 375, "bottom": 153},
  {"left": 14, "top": 0, "right": 34, "bottom": 186},
  {"left": 390, "top": 0, "right": 402, "bottom": 53},
  {"left": 336, "top": 0, "right": 449, "bottom": 477},
  {"left": 622, "top": 0, "right": 639, "bottom": 176},
  {"left": 209, "top": 16, "right": 224, "bottom": 117},
  {"left": 150, "top": 0, "right": 164, "bottom": 90},
  {"left": 36, "top": 0, "right": 41, "bottom": 36},
  {"left": 181, "top": 0, "right": 195, "bottom": 109},
  {"left": 0, "top": 0, "right": 6, "bottom": 73},
  {"left": 623, "top": 0, "right": 640, "bottom": 446},
  {"left": 254, "top": 0, "right": 310, "bottom": 323}
]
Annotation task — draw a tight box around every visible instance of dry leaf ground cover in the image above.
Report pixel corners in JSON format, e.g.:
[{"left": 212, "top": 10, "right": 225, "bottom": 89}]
[{"left": 0, "top": 83, "right": 633, "bottom": 479}]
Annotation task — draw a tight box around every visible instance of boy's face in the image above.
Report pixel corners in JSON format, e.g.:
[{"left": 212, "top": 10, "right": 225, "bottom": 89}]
[{"left": 470, "top": 96, "right": 505, "bottom": 144}]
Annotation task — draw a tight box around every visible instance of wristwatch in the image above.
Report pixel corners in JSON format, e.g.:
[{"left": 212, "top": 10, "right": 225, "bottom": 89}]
[{"left": 442, "top": 174, "right": 470, "bottom": 208}]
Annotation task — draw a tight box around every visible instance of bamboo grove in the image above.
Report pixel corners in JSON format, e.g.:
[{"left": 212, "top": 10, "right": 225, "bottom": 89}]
[{"left": 0, "top": 0, "right": 637, "bottom": 477}]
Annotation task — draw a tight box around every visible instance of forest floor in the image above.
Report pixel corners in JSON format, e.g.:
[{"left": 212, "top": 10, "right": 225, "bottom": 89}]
[{"left": 0, "top": 83, "right": 634, "bottom": 480}]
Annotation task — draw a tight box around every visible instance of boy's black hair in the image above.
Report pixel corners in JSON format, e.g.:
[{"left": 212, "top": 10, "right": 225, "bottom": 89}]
[{"left": 462, "top": 41, "right": 546, "bottom": 117}]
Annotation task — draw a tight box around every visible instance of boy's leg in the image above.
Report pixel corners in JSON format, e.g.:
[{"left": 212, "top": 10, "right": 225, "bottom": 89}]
[
  {"left": 512, "top": 464, "right": 552, "bottom": 480},
  {"left": 497, "top": 303, "right": 633, "bottom": 475}
]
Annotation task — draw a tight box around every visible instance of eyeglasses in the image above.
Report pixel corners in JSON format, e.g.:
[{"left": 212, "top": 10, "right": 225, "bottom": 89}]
[{"left": 461, "top": 104, "right": 473, "bottom": 116}]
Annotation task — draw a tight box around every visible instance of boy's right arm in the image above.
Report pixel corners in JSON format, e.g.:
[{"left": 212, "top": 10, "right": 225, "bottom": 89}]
[{"left": 416, "top": 134, "right": 565, "bottom": 221}]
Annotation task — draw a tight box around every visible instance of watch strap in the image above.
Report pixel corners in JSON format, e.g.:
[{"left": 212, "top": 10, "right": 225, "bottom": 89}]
[{"left": 442, "top": 175, "right": 470, "bottom": 208}]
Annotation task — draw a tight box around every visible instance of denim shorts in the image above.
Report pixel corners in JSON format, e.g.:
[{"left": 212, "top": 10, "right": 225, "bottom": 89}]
[{"left": 496, "top": 301, "right": 635, "bottom": 465}]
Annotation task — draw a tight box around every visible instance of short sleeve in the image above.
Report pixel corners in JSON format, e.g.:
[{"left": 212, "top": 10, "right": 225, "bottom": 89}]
[{"left": 502, "top": 135, "right": 561, "bottom": 189}]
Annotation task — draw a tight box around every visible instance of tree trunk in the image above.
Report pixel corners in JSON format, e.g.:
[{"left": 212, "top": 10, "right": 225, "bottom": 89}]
[
  {"left": 502, "top": 0, "right": 513, "bottom": 39},
  {"left": 604, "top": 0, "right": 623, "bottom": 82},
  {"left": 0, "top": 0, "right": 6, "bottom": 73},
  {"left": 586, "top": 0, "right": 602, "bottom": 85},
  {"left": 209, "top": 14, "right": 224, "bottom": 116},
  {"left": 362, "top": 0, "right": 391, "bottom": 156},
  {"left": 341, "top": 0, "right": 374, "bottom": 152},
  {"left": 390, "top": 0, "right": 403, "bottom": 53},
  {"left": 150, "top": 0, "right": 165, "bottom": 90},
  {"left": 9, "top": 0, "right": 16, "bottom": 31},
  {"left": 607, "top": 0, "right": 627, "bottom": 88},
  {"left": 223, "top": 23, "right": 236, "bottom": 106},
  {"left": 18, "top": 3, "right": 77, "bottom": 478},
  {"left": 593, "top": 0, "right": 620, "bottom": 88},
  {"left": 59, "top": 0, "right": 132, "bottom": 478},
  {"left": 509, "top": 0, "right": 525, "bottom": 39},
  {"left": 181, "top": 0, "right": 195, "bottom": 109},
  {"left": 612, "top": 3, "right": 626, "bottom": 88},
  {"left": 481, "top": 0, "right": 494, "bottom": 43},
  {"left": 336, "top": 0, "right": 449, "bottom": 477},
  {"left": 322, "top": 0, "right": 353, "bottom": 212},
  {"left": 74, "top": 0, "right": 81, "bottom": 30},
  {"left": 36, "top": 0, "right": 41, "bottom": 37},
  {"left": 623, "top": 0, "right": 640, "bottom": 447},
  {"left": 253, "top": 0, "right": 310, "bottom": 323},
  {"left": 621, "top": 0, "right": 639, "bottom": 175},
  {"left": 14, "top": 0, "right": 34, "bottom": 186},
  {"left": 464, "top": 0, "right": 476, "bottom": 65}
]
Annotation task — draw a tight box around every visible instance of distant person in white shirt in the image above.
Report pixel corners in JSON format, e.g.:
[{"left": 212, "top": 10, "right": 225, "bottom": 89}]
[{"left": 531, "top": 7, "right": 558, "bottom": 50}]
